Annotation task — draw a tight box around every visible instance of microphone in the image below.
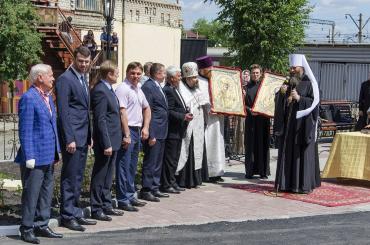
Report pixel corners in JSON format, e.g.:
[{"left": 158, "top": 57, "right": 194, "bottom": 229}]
[{"left": 289, "top": 76, "right": 299, "bottom": 90}]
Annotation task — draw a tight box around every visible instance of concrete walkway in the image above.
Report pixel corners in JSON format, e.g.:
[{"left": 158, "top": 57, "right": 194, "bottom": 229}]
[{"left": 53, "top": 142, "right": 370, "bottom": 234}]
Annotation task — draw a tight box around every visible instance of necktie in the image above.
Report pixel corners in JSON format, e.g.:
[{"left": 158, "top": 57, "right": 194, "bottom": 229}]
[
  {"left": 175, "top": 88, "right": 186, "bottom": 109},
  {"left": 159, "top": 86, "right": 167, "bottom": 105},
  {"left": 111, "top": 87, "right": 120, "bottom": 107},
  {"left": 81, "top": 75, "right": 88, "bottom": 95}
]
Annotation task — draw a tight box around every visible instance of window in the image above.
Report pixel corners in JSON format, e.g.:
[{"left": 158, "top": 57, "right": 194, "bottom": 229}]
[
  {"left": 153, "top": 8, "right": 157, "bottom": 16},
  {"left": 130, "top": 10, "right": 133, "bottom": 21},
  {"left": 76, "top": 0, "right": 101, "bottom": 12},
  {"left": 136, "top": 10, "right": 140, "bottom": 22},
  {"left": 167, "top": 14, "right": 171, "bottom": 26},
  {"left": 149, "top": 17, "right": 153, "bottom": 23},
  {"left": 145, "top": 7, "right": 149, "bottom": 15},
  {"left": 161, "top": 13, "right": 164, "bottom": 25}
]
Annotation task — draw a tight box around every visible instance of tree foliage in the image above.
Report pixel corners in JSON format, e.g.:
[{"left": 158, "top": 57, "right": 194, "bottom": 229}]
[
  {"left": 192, "top": 18, "right": 228, "bottom": 47},
  {"left": 205, "top": 0, "right": 311, "bottom": 73},
  {"left": 0, "top": 0, "right": 43, "bottom": 82}
]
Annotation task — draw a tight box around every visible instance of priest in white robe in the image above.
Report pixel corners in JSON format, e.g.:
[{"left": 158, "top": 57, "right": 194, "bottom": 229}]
[
  {"left": 176, "top": 62, "right": 206, "bottom": 188},
  {"left": 196, "top": 56, "right": 226, "bottom": 182}
]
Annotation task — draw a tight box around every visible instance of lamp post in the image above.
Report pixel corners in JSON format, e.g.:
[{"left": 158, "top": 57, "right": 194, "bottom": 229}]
[{"left": 103, "top": 0, "right": 115, "bottom": 60}]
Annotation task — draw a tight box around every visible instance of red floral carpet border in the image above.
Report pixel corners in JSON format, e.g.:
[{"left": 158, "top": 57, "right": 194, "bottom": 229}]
[{"left": 229, "top": 181, "right": 370, "bottom": 207}]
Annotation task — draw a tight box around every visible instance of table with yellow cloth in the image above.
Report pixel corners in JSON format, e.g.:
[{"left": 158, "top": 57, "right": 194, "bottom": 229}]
[{"left": 322, "top": 132, "right": 370, "bottom": 181}]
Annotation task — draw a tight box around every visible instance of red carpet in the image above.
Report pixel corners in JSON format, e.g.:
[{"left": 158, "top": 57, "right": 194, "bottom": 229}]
[{"left": 229, "top": 181, "right": 370, "bottom": 207}]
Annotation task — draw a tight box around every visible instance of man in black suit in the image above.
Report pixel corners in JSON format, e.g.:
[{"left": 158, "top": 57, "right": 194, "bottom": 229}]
[
  {"left": 161, "top": 66, "right": 193, "bottom": 194},
  {"left": 356, "top": 73, "right": 370, "bottom": 130},
  {"left": 56, "top": 46, "right": 96, "bottom": 231},
  {"left": 90, "top": 60, "right": 124, "bottom": 221},
  {"left": 140, "top": 63, "right": 169, "bottom": 202}
]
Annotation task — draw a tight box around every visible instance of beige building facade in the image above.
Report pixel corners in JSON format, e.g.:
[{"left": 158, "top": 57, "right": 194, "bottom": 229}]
[{"left": 57, "top": 0, "right": 182, "bottom": 80}]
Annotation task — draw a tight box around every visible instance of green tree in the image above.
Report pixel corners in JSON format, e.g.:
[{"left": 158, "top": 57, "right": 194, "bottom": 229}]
[
  {"left": 0, "top": 0, "right": 43, "bottom": 83},
  {"left": 206, "top": 0, "right": 311, "bottom": 73},
  {"left": 192, "top": 18, "right": 228, "bottom": 47}
]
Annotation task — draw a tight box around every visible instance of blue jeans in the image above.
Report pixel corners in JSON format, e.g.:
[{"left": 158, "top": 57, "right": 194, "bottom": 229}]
[{"left": 115, "top": 128, "right": 140, "bottom": 205}]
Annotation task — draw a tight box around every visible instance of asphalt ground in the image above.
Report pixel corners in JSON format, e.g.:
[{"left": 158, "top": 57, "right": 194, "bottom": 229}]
[{"left": 1, "top": 211, "right": 369, "bottom": 245}]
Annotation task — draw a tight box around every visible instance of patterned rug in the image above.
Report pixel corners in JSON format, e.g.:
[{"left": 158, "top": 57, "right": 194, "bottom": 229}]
[{"left": 228, "top": 181, "right": 370, "bottom": 207}]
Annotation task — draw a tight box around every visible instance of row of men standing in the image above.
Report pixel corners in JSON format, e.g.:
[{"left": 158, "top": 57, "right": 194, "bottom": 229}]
[{"left": 15, "top": 45, "right": 226, "bottom": 244}]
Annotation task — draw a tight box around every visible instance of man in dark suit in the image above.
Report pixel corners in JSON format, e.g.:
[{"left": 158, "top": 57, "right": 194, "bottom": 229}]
[
  {"left": 16, "top": 64, "right": 63, "bottom": 244},
  {"left": 140, "top": 63, "right": 169, "bottom": 202},
  {"left": 55, "top": 46, "right": 96, "bottom": 231},
  {"left": 356, "top": 73, "right": 370, "bottom": 130},
  {"left": 161, "top": 66, "right": 193, "bottom": 194},
  {"left": 90, "top": 60, "right": 124, "bottom": 221}
]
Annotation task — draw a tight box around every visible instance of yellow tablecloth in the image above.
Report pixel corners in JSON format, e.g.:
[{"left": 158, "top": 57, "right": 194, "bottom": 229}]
[{"left": 322, "top": 132, "right": 370, "bottom": 180}]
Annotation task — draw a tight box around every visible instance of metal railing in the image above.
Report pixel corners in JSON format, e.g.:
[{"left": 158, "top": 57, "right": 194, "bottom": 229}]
[{"left": 0, "top": 114, "right": 19, "bottom": 162}]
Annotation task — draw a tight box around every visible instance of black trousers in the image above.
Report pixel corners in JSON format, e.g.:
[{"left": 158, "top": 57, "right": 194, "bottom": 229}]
[
  {"left": 20, "top": 164, "right": 54, "bottom": 231},
  {"left": 60, "top": 146, "right": 88, "bottom": 220},
  {"left": 161, "top": 139, "right": 182, "bottom": 189},
  {"left": 90, "top": 147, "right": 116, "bottom": 214}
]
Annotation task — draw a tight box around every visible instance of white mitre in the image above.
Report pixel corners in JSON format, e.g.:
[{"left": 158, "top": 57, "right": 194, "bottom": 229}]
[{"left": 289, "top": 54, "right": 320, "bottom": 119}]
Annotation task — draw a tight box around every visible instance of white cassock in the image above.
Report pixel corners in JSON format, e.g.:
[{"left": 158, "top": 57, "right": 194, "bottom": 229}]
[
  {"left": 198, "top": 76, "right": 226, "bottom": 177},
  {"left": 176, "top": 81, "right": 205, "bottom": 173}
]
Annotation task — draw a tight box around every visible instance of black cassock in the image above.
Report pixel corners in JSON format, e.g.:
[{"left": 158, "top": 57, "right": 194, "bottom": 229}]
[
  {"left": 244, "top": 80, "right": 270, "bottom": 178},
  {"left": 355, "top": 80, "right": 370, "bottom": 130},
  {"left": 273, "top": 75, "right": 321, "bottom": 193}
]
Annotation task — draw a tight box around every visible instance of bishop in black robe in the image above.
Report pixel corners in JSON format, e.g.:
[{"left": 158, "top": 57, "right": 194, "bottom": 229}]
[{"left": 273, "top": 74, "right": 321, "bottom": 193}]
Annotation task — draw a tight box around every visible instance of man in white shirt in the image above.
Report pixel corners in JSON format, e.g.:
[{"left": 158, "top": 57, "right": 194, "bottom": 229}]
[{"left": 115, "top": 62, "right": 151, "bottom": 211}]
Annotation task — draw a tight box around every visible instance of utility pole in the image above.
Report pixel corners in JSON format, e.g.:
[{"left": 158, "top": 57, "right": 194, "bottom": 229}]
[
  {"left": 305, "top": 18, "right": 336, "bottom": 43},
  {"left": 345, "top": 13, "right": 370, "bottom": 43}
]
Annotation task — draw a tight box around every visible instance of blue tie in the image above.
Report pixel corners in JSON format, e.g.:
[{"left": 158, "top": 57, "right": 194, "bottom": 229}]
[{"left": 81, "top": 75, "right": 88, "bottom": 95}]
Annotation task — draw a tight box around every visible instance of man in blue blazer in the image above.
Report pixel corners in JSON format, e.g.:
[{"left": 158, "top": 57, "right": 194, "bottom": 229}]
[
  {"left": 15, "top": 64, "right": 63, "bottom": 244},
  {"left": 140, "top": 63, "right": 169, "bottom": 202},
  {"left": 90, "top": 60, "right": 124, "bottom": 221},
  {"left": 55, "top": 46, "right": 96, "bottom": 231}
]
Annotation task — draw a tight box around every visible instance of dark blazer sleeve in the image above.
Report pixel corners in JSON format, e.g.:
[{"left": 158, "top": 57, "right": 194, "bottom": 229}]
[
  {"left": 56, "top": 77, "right": 75, "bottom": 145},
  {"left": 18, "top": 94, "right": 35, "bottom": 160},
  {"left": 359, "top": 82, "right": 365, "bottom": 112},
  {"left": 91, "top": 88, "right": 111, "bottom": 149},
  {"left": 142, "top": 83, "right": 158, "bottom": 139}
]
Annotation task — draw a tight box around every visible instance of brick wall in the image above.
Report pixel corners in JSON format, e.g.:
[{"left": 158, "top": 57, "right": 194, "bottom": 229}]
[
  {"left": 124, "top": 0, "right": 182, "bottom": 28},
  {"left": 58, "top": 0, "right": 182, "bottom": 30}
]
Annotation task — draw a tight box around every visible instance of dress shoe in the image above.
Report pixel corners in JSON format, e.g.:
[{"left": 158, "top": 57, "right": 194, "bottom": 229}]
[
  {"left": 118, "top": 203, "right": 139, "bottom": 212},
  {"left": 76, "top": 217, "right": 97, "bottom": 225},
  {"left": 152, "top": 191, "right": 170, "bottom": 198},
  {"left": 91, "top": 212, "right": 112, "bottom": 221},
  {"left": 161, "top": 187, "right": 180, "bottom": 194},
  {"left": 20, "top": 228, "right": 40, "bottom": 244},
  {"left": 34, "top": 226, "right": 63, "bottom": 238},
  {"left": 173, "top": 185, "right": 186, "bottom": 191},
  {"left": 139, "top": 191, "right": 160, "bottom": 202},
  {"left": 61, "top": 218, "right": 86, "bottom": 232},
  {"left": 130, "top": 198, "right": 147, "bottom": 207},
  {"left": 104, "top": 208, "right": 124, "bottom": 216},
  {"left": 216, "top": 176, "right": 225, "bottom": 182},
  {"left": 245, "top": 175, "right": 253, "bottom": 179},
  {"left": 208, "top": 177, "right": 219, "bottom": 183}
]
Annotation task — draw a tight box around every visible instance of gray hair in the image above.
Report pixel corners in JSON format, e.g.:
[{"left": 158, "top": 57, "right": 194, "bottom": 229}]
[
  {"left": 29, "top": 64, "right": 51, "bottom": 84},
  {"left": 166, "top": 66, "right": 181, "bottom": 78}
]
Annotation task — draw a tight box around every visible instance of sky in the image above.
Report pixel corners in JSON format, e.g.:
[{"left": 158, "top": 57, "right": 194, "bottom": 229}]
[{"left": 179, "top": 0, "right": 370, "bottom": 44}]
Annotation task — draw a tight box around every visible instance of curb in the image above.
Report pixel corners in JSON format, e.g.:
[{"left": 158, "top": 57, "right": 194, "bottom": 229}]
[
  {"left": 0, "top": 199, "right": 121, "bottom": 237},
  {"left": 0, "top": 217, "right": 60, "bottom": 237}
]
